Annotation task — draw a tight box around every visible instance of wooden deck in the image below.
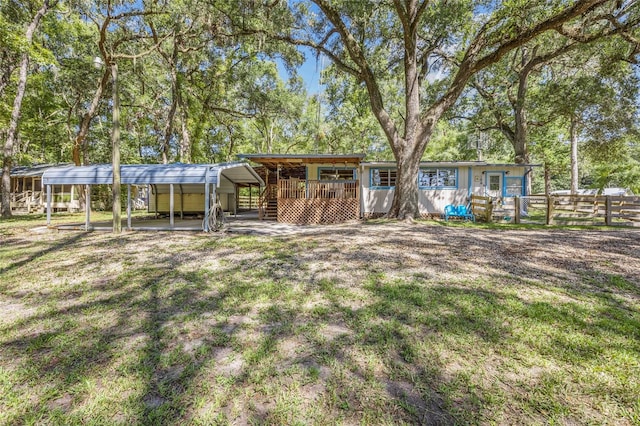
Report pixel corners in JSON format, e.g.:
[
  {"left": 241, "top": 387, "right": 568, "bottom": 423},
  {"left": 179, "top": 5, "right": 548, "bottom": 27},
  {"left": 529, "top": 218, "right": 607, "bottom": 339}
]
[{"left": 276, "top": 179, "right": 360, "bottom": 224}]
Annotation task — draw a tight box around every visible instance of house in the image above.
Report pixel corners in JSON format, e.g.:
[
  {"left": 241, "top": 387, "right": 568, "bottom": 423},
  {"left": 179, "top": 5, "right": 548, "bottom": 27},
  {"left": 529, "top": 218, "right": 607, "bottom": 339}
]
[
  {"left": 31, "top": 156, "right": 533, "bottom": 228},
  {"left": 9, "top": 164, "right": 78, "bottom": 213},
  {"left": 240, "top": 154, "right": 534, "bottom": 223},
  {"left": 362, "top": 161, "right": 534, "bottom": 218}
]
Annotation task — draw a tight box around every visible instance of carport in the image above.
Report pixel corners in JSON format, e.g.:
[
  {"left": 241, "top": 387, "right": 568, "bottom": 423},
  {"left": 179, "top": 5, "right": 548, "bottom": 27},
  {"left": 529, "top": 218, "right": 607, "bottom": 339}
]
[{"left": 41, "top": 162, "right": 264, "bottom": 231}]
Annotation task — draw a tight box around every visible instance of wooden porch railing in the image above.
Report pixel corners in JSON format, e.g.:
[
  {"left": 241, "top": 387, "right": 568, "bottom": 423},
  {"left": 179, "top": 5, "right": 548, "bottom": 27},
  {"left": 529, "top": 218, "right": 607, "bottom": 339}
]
[
  {"left": 278, "top": 179, "right": 359, "bottom": 200},
  {"left": 258, "top": 183, "right": 278, "bottom": 219}
]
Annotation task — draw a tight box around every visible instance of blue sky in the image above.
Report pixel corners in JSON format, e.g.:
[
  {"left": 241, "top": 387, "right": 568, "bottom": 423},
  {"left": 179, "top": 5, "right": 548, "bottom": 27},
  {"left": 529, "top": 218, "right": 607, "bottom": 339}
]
[{"left": 278, "top": 46, "right": 326, "bottom": 94}]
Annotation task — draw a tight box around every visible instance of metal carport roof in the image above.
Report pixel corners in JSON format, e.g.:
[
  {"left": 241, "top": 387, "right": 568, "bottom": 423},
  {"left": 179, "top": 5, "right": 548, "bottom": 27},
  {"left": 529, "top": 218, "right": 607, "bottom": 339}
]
[{"left": 41, "top": 162, "right": 264, "bottom": 186}]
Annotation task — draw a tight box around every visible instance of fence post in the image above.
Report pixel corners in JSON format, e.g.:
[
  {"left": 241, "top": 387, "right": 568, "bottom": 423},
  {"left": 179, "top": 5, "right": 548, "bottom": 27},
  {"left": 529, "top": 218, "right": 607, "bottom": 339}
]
[
  {"left": 487, "top": 198, "right": 493, "bottom": 222},
  {"left": 605, "top": 195, "right": 612, "bottom": 226},
  {"left": 514, "top": 196, "right": 521, "bottom": 224},
  {"left": 546, "top": 195, "right": 554, "bottom": 225}
]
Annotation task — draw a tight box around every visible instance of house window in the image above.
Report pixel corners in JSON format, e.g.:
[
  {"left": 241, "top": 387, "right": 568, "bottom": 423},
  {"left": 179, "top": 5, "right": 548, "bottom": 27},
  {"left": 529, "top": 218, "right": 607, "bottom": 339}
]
[
  {"left": 370, "top": 168, "right": 396, "bottom": 188},
  {"left": 318, "top": 168, "right": 356, "bottom": 181},
  {"left": 505, "top": 177, "right": 523, "bottom": 197},
  {"left": 489, "top": 175, "right": 500, "bottom": 191},
  {"left": 418, "top": 168, "right": 457, "bottom": 189}
]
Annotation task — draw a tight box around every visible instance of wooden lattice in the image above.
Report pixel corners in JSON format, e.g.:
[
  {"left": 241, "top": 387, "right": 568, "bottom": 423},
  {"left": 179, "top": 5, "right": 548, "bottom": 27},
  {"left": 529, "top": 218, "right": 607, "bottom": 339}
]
[
  {"left": 278, "top": 198, "right": 360, "bottom": 224},
  {"left": 364, "top": 212, "right": 438, "bottom": 220}
]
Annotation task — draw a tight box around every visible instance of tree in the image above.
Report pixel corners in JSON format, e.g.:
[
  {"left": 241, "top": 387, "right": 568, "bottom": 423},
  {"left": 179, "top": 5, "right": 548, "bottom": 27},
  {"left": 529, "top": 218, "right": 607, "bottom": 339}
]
[
  {"left": 276, "top": 0, "right": 636, "bottom": 219},
  {"left": 544, "top": 63, "right": 639, "bottom": 192},
  {"left": 1, "top": 0, "right": 52, "bottom": 218},
  {"left": 78, "top": 0, "right": 168, "bottom": 232}
]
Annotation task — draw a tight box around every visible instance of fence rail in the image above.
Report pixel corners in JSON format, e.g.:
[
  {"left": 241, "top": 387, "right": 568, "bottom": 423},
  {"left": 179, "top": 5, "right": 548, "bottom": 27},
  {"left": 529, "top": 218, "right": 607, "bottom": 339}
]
[
  {"left": 237, "top": 195, "right": 259, "bottom": 209},
  {"left": 278, "top": 179, "right": 359, "bottom": 200},
  {"left": 470, "top": 194, "right": 640, "bottom": 227}
]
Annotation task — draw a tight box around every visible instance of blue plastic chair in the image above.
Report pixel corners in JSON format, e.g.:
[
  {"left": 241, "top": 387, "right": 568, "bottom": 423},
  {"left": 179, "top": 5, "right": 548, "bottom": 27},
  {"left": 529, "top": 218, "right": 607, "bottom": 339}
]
[
  {"left": 456, "top": 205, "right": 475, "bottom": 222},
  {"left": 444, "top": 205, "right": 456, "bottom": 221}
]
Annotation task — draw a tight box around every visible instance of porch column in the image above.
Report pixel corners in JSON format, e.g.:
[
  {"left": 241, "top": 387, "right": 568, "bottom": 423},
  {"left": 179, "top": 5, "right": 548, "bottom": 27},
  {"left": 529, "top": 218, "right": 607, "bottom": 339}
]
[
  {"left": 46, "top": 184, "right": 51, "bottom": 225},
  {"left": 169, "top": 184, "right": 174, "bottom": 228},
  {"left": 179, "top": 184, "right": 184, "bottom": 220},
  {"left": 203, "top": 182, "right": 210, "bottom": 232},
  {"left": 127, "top": 184, "right": 132, "bottom": 230},
  {"left": 85, "top": 185, "right": 91, "bottom": 231},
  {"left": 69, "top": 185, "right": 75, "bottom": 213}
]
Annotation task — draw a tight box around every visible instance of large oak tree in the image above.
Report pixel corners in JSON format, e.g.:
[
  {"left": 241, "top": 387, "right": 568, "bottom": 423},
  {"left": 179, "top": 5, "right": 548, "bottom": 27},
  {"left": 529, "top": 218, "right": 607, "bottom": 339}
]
[{"left": 281, "top": 0, "right": 637, "bottom": 219}]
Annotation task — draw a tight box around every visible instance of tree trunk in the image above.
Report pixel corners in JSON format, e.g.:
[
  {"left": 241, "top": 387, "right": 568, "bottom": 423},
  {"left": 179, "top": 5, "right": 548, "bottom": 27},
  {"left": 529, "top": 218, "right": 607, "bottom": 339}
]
[
  {"left": 72, "top": 69, "right": 110, "bottom": 166},
  {"left": 387, "top": 142, "right": 422, "bottom": 220},
  {"left": 1, "top": 0, "right": 50, "bottom": 218},
  {"left": 111, "top": 62, "right": 121, "bottom": 233},
  {"left": 544, "top": 163, "right": 552, "bottom": 195},
  {"left": 161, "top": 67, "right": 178, "bottom": 164},
  {"left": 514, "top": 75, "right": 529, "bottom": 165},
  {"left": 570, "top": 115, "right": 579, "bottom": 194},
  {"left": 178, "top": 98, "right": 191, "bottom": 163},
  {"left": 384, "top": 0, "right": 425, "bottom": 220}
]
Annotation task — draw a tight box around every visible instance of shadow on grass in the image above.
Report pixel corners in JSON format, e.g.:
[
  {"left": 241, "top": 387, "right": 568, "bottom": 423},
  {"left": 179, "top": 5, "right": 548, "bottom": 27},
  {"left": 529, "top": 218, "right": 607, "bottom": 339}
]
[
  {"left": 0, "top": 232, "right": 85, "bottom": 277},
  {"left": 0, "top": 225, "right": 638, "bottom": 424}
]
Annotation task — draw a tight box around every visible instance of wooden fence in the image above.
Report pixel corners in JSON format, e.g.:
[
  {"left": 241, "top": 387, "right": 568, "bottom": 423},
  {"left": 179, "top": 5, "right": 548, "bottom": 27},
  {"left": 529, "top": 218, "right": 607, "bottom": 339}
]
[
  {"left": 237, "top": 195, "right": 258, "bottom": 209},
  {"left": 470, "top": 195, "right": 640, "bottom": 227}
]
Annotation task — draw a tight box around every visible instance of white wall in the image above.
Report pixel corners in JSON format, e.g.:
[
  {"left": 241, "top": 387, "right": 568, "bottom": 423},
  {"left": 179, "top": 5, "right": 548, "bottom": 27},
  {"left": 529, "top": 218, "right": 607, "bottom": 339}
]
[{"left": 361, "top": 164, "right": 528, "bottom": 215}]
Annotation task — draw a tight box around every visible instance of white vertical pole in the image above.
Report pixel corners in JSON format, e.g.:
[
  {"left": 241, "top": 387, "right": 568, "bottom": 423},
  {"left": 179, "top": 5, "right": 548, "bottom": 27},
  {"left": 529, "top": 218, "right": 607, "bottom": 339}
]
[
  {"left": 169, "top": 184, "right": 174, "bottom": 228},
  {"left": 46, "top": 184, "right": 52, "bottom": 225},
  {"left": 204, "top": 182, "right": 210, "bottom": 232},
  {"left": 85, "top": 185, "right": 91, "bottom": 230},
  {"left": 127, "top": 184, "right": 132, "bottom": 230}
]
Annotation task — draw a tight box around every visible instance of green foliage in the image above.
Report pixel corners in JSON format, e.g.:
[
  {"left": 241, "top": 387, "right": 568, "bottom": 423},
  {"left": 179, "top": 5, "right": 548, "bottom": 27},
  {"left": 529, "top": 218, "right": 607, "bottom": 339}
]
[
  {"left": 1, "top": 0, "right": 638, "bottom": 205},
  {"left": 423, "top": 122, "right": 477, "bottom": 162}
]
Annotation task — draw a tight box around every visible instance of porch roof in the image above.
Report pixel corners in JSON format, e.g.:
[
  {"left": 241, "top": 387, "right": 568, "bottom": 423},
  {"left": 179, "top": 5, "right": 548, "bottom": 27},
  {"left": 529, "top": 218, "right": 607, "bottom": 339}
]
[
  {"left": 238, "top": 153, "right": 366, "bottom": 169},
  {"left": 41, "top": 162, "right": 264, "bottom": 186},
  {"left": 11, "top": 163, "right": 72, "bottom": 178},
  {"left": 362, "top": 161, "right": 540, "bottom": 167}
]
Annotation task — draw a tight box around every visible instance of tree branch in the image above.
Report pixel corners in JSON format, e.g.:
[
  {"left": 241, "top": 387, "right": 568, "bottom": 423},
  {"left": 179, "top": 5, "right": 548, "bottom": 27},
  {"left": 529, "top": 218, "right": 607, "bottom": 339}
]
[{"left": 312, "top": 0, "right": 400, "bottom": 147}]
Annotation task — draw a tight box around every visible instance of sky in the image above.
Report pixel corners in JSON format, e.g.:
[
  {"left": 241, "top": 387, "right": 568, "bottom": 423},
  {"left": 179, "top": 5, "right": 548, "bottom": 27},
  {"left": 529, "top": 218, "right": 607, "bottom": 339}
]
[{"left": 277, "top": 46, "right": 326, "bottom": 95}]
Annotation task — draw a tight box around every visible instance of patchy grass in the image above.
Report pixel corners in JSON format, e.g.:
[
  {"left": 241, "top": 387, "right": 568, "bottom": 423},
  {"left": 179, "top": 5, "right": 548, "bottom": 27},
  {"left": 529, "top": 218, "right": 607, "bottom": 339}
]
[{"left": 0, "top": 215, "right": 639, "bottom": 425}]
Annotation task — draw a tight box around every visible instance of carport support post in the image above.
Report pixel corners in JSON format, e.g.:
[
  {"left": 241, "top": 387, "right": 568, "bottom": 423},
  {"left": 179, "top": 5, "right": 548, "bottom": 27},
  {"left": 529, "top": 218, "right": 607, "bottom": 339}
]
[
  {"left": 85, "top": 185, "right": 91, "bottom": 231},
  {"left": 170, "top": 184, "right": 174, "bottom": 228},
  {"left": 204, "top": 181, "right": 210, "bottom": 232},
  {"left": 127, "top": 184, "right": 132, "bottom": 230},
  {"left": 46, "top": 184, "right": 51, "bottom": 225}
]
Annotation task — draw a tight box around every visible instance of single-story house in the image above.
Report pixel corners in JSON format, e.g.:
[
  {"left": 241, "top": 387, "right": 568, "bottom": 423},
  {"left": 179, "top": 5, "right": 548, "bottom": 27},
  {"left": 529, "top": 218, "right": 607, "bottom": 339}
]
[
  {"left": 9, "top": 163, "right": 78, "bottom": 213},
  {"left": 362, "top": 161, "right": 534, "bottom": 218},
  {"left": 239, "top": 154, "right": 534, "bottom": 223},
  {"left": 41, "top": 162, "right": 263, "bottom": 231}
]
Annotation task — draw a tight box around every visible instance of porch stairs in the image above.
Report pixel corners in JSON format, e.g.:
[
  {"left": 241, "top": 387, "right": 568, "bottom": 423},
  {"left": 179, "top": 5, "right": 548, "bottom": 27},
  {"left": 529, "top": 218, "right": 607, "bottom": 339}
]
[
  {"left": 258, "top": 184, "right": 278, "bottom": 220},
  {"left": 11, "top": 191, "right": 44, "bottom": 214}
]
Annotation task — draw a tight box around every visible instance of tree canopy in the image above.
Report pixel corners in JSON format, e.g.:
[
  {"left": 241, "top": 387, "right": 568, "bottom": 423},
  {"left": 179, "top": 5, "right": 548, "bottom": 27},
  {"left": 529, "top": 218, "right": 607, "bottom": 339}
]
[{"left": 1, "top": 0, "right": 639, "bottom": 219}]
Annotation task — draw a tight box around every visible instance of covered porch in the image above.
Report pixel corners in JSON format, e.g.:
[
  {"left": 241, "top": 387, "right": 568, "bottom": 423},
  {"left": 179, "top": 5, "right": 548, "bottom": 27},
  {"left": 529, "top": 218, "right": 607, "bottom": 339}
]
[
  {"left": 239, "top": 154, "right": 364, "bottom": 224},
  {"left": 10, "top": 164, "right": 78, "bottom": 214}
]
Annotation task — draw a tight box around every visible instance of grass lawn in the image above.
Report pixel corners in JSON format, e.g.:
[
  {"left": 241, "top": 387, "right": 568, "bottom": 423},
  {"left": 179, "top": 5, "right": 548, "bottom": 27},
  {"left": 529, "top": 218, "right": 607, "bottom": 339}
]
[{"left": 0, "top": 215, "right": 639, "bottom": 425}]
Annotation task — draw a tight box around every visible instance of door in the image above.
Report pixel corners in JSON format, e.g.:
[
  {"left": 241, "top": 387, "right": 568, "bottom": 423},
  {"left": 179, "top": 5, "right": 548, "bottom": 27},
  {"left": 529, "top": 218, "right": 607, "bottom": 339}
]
[{"left": 486, "top": 172, "right": 503, "bottom": 198}]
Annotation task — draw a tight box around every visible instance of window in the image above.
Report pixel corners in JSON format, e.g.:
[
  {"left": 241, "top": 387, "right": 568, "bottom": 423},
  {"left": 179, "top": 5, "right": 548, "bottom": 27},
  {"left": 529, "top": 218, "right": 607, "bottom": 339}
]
[
  {"left": 489, "top": 175, "right": 500, "bottom": 191},
  {"left": 505, "top": 177, "right": 523, "bottom": 197},
  {"left": 318, "top": 168, "right": 356, "bottom": 181},
  {"left": 370, "top": 168, "right": 396, "bottom": 188},
  {"left": 418, "top": 168, "right": 457, "bottom": 189}
]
